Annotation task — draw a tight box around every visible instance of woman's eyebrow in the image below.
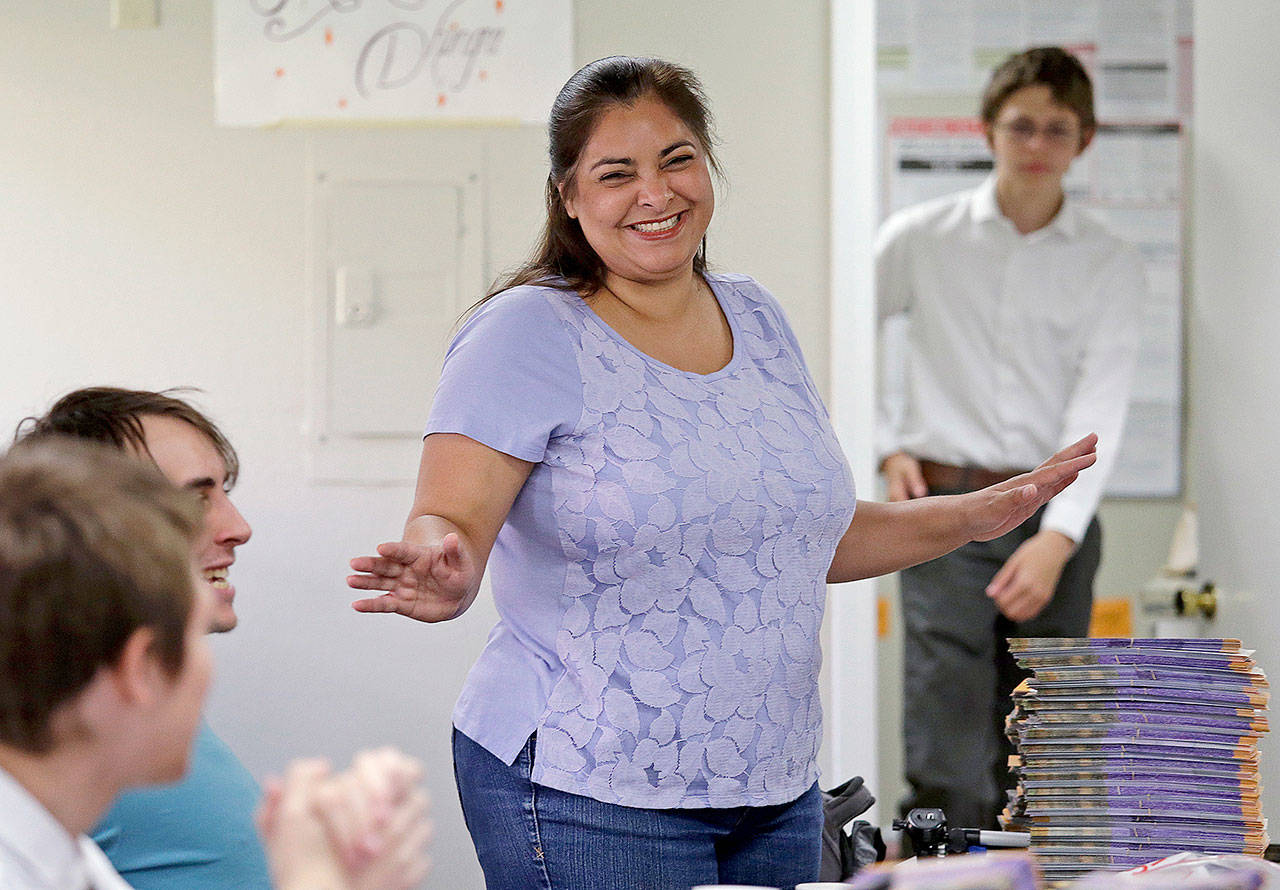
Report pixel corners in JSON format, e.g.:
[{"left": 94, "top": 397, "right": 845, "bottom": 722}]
[
  {"left": 589, "top": 155, "right": 633, "bottom": 170},
  {"left": 587, "top": 141, "right": 696, "bottom": 171}
]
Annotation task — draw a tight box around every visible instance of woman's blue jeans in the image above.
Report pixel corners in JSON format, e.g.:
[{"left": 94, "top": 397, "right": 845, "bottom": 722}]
[{"left": 453, "top": 728, "right": 822, "bottom": 890}]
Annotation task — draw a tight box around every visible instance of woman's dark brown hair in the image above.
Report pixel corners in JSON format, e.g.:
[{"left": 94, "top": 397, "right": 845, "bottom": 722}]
[{"left": 484, "top": 56, "right": 721, "bottom": 304}]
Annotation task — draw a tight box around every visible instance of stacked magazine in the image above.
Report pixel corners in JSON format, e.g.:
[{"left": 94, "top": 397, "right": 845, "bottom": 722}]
[{"left": 1002, "top": 638, "right": 1269, "bottom": 884}]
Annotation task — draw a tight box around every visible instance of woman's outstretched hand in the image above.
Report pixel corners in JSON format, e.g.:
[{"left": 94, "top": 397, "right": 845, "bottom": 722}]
[
  {"left": 827, "top": 435, "right": 1098, "bottom": 585},
  {"left": 964, "top": 433, "right": 1097, "bottom": 543},
  {"left": 347, "top": 532, "right": 479, "bottom": 623}
]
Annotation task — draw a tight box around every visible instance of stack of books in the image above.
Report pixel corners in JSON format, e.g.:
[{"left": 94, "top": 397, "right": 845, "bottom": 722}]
[{"left": 1002, "top": 638, "right": 1269, "bottom": 885}]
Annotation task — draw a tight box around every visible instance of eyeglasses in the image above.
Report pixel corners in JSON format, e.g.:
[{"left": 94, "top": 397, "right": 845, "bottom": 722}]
[{"left": 995, "top": 120, "right": 1080, "bottom": 146}]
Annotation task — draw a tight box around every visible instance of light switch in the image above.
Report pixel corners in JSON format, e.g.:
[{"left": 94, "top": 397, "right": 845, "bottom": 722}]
[
  {"left": 111, "top": 0, "right": 158, "bottom": 29},
  {"left": 334, "top": 267, "right": 377, "bottom": 327}
]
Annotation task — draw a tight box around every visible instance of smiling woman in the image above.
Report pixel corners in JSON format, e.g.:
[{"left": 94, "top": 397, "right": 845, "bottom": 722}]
[
  {"left": 347, "top": 54, "right": 1098, "bottom": 890},
  {"left": 562, "top": 97, "right": 714, "bottom": 286}
]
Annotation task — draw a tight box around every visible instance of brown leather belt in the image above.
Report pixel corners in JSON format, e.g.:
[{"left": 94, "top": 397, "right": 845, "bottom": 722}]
[{"left": 918, "top": 460, "right": 1027, "bottom": 493}]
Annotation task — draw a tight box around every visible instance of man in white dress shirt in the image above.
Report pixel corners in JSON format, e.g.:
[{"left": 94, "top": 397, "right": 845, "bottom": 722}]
[
  {"left": 876, "top": 47, "right": 1146, "bottom": 830},
  {"left": 0, "top": 439, "right": 210, "bottom": 889}
]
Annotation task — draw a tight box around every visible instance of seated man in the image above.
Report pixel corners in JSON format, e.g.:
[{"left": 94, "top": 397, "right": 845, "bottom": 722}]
[
  {"left": 0, "top": 440, "right": 431, "bottom": 890},
  {"left": 0, "top": 439, "right": 215, "bottom": 888},
  {"left": 18, "top": 388, "right": 270, "bottom": 887},
  {"left": 16, "top": 388, "right": 431, "bottom": 889}
]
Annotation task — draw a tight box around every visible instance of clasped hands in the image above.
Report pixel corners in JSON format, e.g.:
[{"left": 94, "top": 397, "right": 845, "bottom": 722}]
[{"left": 257, "top": 747, "right": 433, "bottom": 890}]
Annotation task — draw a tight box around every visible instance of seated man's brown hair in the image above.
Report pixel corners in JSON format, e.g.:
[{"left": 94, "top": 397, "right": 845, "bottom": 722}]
[{"left": 0, "top": 439, "right": 201, "bottom": 753}]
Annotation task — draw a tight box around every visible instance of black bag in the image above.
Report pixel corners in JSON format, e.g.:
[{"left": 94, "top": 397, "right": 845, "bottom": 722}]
[{"left": 820, "top": 776, "right": 887, "bottom": 882}]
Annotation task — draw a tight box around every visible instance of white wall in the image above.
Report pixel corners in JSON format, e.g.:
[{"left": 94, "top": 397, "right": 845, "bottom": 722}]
[
  {"left": 0, "top": 4, "right": 832, "bottom": 887},
  {"left": 1191, "top": 1, "right": 1280, "bottom": 818},
  {"left": 828, "top": 0, "right": 882, "bottom": 812}
]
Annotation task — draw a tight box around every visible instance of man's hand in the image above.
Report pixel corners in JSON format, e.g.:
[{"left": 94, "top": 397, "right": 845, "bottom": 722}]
[
  {"left": 313, "top": 748, "right": 432, "bottom": 890},
  {"left": 257, "top": 749, "right": 432, "bottom": 890},
  {"left": 257, "top": 759, "right": 347, "bottom": 890},
  {"left": 986, "top": 529, "right": 1076, "bottom": 623},
  {"left": 881, "top": 452, "right": 928, "bottom": 501}
]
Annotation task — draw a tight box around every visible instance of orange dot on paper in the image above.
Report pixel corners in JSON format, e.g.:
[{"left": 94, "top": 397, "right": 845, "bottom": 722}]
[
  {"left": 449, "top": 20, "right": 459, "bottom": 30},
  {"left": 275, "top": 68, "right": 285, "bottom": 78},
  {"left": 495, "top": 0, "right": 504, "bottom": 11},
  {"left": 437, "top": 93, "right": 447, "bottom": 107},
  {"left": 325, "top": 28, "right": 334, "bottom": 45},
  {"left": 479, "top": 69, "right": 488, "bottom": 81},
  {"left": 338, "top": 98, "right": 348, "bottom": 109}
]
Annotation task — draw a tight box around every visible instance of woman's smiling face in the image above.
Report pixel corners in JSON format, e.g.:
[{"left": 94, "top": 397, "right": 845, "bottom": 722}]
[{"left": 561, "top": 94, "right": 715, "bottom": 289}]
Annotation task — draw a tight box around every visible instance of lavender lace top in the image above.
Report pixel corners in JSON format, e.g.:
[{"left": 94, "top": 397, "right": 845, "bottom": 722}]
[{"left": 429, "top": 273, "right": 856, "bottom": 809}]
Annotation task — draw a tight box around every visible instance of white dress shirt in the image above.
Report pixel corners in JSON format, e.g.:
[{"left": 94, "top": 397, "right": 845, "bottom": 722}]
[
  {"left": 0, "top": 765, "right": 133, "bottom": 890},
  {"left": 876, "top": 176, "right": 1147, "bottom": 542}
]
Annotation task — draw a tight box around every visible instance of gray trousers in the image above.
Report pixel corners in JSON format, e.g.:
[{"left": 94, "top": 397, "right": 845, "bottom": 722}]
[{"left": 899, "top": 495, "right": 1101, "bottom": 830}]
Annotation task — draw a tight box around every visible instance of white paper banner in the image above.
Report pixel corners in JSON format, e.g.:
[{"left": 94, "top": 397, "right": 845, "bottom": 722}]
[{"left": 215, "top": 0, "right": 572, "bottom": 126}]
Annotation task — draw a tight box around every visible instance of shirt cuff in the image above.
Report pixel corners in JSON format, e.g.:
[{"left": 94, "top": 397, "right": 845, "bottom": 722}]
[
  {"left": 1040, "top": 501, "right": 1091, "bottom": 546},
  {"left": 875, "top": 431, "right": 901, "bottom": 466}
]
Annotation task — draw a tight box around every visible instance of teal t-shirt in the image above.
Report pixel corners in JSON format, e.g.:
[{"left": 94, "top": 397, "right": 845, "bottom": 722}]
[{"left": 92, "top": 721, "right": 271, "bottom": 889}]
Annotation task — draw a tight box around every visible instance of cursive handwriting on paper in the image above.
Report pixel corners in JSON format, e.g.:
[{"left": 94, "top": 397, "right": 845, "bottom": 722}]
[
  {"left": 356, "top": 1, "right": 503, "bottom": 97},
  {"left": 251, "top": 0, "right": 505, "bottom": 101}
]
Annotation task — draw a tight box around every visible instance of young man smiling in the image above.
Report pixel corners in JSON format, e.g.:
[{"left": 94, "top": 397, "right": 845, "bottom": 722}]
[
  {"left": 17, "top": 388, "right": 269, "bottom": 887},
  {"left": 875, "top": 47, "right": 1147, "bottom": 830},
  {"left": 0, "top": 437, "right": 432, "bottom": 890},
  {"left": 16, "top": 387, "right": 435, "bottom": 890}
]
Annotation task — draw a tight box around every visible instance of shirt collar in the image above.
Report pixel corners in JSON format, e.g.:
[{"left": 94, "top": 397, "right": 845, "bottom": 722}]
[
  {"left": 1047, "top": 192, "right": 1080, "bottom": 238},
  {"left": 0, "top": 765, "right": 124, "bottom": 889},
  {"left": 970, "top": 175, "right": 1004, "bottom": 225},
  {"left": 81, "top": 834, "right": 134, "bottom": 889},
  {"left": 971, "top": 175, "right": 1081, "bottom": 240}
]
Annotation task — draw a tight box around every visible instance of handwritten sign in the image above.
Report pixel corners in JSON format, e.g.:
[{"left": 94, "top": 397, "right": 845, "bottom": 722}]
[{"left": 215, "top": 0, "right": 572, "bottom": 126}]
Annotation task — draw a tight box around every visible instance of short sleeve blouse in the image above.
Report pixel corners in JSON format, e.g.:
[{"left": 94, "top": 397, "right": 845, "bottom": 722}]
[{"left": 428, "top": 273, "right": 856, "bottom": 809}]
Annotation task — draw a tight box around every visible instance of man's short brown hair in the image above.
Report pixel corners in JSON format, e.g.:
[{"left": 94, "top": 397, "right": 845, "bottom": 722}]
[
  {"left": 0, "top": 439, "right": 201, "bottom": 753},
  {"left": 16, "top": 387, "right": 239, "bottom": 488},
  {"left": 981, "top": 46, "right": 1095, "bottom": 136}
]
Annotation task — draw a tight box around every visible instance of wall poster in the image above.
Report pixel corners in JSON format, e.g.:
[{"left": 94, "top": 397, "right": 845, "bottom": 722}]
[{"left": 216, "top": 0, "right": 572, "bottom": 126}]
